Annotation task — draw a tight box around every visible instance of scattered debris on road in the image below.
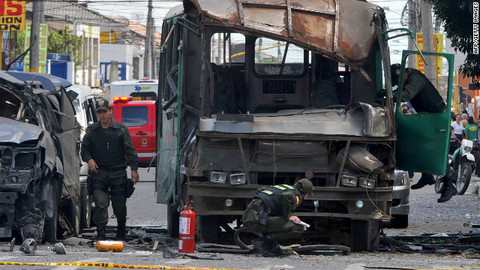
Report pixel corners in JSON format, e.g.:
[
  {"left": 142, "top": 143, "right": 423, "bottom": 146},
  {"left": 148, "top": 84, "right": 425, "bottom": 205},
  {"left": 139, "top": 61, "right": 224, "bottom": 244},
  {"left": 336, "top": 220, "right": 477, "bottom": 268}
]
[
  {"left": 19, "top": 238, "right": 37, "bottom": 255},
  {"left": 381, "top": 230, "right": 480, "bottom": 256}
]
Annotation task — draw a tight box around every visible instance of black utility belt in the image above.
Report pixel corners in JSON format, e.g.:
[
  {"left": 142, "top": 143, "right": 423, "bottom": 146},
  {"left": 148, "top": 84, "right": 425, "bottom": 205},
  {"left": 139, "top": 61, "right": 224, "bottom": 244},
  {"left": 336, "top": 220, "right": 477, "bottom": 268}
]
[
  {"left": 98, "top": 164, "right": 127, "bottom": 171},
  {"left": 248, "top": 200, "right": 273, "bottom": 214},
  {"left": 248, "top": 202, "right": 265, "bottom": 212}
]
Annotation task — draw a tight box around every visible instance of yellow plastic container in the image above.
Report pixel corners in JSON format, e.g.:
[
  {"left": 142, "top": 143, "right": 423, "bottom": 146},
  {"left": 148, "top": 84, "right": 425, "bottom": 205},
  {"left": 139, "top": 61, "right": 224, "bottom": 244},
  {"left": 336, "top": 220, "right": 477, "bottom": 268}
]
[{"left": 96, "top": 240, "right": 124, "bottom": 252}]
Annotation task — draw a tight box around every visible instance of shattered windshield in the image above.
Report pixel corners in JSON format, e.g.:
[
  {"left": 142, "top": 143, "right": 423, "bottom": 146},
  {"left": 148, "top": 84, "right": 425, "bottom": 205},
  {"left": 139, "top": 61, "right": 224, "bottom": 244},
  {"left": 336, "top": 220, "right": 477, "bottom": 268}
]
[
  {"left": 0, "top": 87, "right": 23, "bottom": 120},
  {"left": 254, "top": 38, "right": 305, "bottom": 76}
]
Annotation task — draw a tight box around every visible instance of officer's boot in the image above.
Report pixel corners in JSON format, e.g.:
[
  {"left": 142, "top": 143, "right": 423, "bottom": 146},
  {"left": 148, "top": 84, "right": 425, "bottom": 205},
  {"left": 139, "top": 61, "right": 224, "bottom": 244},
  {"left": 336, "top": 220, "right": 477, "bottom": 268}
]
[
  {"left": 116, "top": 222, "right": 126, "bottom": 240},
  {"left": 411, "top": 173, "right": 435, "bottom": 189},
  {"left": 97, "top": 227, "right": 107, "bottom": 240},
  {"left": 438, "top": 178, "right": 457, "bottom": 203}
]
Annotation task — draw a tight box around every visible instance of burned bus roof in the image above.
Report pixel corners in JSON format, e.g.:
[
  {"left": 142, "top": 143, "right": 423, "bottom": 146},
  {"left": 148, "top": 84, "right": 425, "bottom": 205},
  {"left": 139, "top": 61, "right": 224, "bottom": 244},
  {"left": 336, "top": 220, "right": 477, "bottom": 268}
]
[{"left": 183, "top": 0, "right": 384, "bottom": 68}]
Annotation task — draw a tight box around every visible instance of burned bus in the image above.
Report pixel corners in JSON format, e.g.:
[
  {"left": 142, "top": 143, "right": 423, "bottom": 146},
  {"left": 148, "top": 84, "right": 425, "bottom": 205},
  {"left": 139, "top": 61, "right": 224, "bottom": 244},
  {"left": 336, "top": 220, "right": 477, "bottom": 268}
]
[{"left": 155, "top": 0, "right": 453, "bottom": 251}]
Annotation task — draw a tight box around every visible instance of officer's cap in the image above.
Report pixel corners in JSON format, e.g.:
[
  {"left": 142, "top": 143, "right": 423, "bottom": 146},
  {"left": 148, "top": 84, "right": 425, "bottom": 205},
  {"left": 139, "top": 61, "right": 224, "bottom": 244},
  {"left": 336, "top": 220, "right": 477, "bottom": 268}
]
[
  {"left": 295, "top": 178, "right": 314, "bottom": 197},
  {"left": 95, "top": 98, "right": 111, "bottom": 112},
  {"left": 391, "top": 63, "right": 401, "bottom": 87}
]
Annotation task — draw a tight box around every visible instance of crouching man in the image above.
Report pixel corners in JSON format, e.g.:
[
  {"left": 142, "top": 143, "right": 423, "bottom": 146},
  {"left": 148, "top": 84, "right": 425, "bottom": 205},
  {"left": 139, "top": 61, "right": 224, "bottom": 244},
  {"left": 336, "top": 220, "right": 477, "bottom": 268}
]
[{"left": 242, "top": 178, "right": 313, "bottom": 243}]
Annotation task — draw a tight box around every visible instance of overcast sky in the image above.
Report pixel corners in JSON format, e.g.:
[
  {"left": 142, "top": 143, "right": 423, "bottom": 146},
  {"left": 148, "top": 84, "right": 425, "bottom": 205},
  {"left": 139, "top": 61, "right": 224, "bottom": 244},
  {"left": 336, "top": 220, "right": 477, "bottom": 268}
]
[
  {"left": 80, "top": 0, "right": 408, "bottom": 63},
  {"left": 79, "top": 0, "right": 182, "bottom": 29},
  {"left": 371, "top": 0, "right": 409, "bottom": 64}
]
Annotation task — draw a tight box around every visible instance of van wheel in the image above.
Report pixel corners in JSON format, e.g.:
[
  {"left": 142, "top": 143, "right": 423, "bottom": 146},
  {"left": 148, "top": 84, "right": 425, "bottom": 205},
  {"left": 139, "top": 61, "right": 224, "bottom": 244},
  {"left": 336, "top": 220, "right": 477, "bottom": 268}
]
[
  {"left": 80, "top": 182, "right": 92, "bottom": 229},
  {"left": 57, "top": 199, "right": 79, "bottom": 238},
  {"left": 43, "top": 178, "right": 61, "bottom": 243}
]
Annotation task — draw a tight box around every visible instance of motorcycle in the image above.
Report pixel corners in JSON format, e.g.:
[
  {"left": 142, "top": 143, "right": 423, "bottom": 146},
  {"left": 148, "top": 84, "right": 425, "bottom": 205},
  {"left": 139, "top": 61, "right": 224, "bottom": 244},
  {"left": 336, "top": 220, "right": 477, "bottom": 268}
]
[{"left": 435, "top": 138, "right": 476, "bottom": 195}]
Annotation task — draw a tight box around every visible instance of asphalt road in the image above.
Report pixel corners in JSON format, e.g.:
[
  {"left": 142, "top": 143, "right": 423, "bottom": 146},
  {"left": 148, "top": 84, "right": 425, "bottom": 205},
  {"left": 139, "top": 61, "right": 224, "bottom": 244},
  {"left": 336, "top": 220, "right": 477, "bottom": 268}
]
[{"left": 1, "top": 170, "right": 480, "bottom": 270}]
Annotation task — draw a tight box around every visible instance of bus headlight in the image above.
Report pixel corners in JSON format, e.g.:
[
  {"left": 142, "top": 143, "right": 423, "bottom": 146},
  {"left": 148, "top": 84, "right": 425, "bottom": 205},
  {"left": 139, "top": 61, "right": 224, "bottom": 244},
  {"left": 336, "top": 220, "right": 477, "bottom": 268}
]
[
  {"left": 359, "top": 177, "right": 376, "bottom": 189},
  {"left": 230, "top": 173, "right": 246, "bottom": 185},
  {"left": 210, "top": 171, "right": 227, "bottom": 184},
  {"left": 10, "top": 176, "right": 18, "bottom": 183},
  {"left": 341, "top": 173, "right": 357, "bottom": 187}
]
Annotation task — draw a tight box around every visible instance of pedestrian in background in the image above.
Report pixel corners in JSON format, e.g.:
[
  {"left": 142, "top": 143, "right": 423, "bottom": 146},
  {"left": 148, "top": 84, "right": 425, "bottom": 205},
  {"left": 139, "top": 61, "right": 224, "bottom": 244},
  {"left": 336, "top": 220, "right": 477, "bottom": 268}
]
[
  {"left": 461, "top": 113, "right": 469, "bottom": 129},
  {"left": 476, "top": 118, "right": 480, "bottom": 134},
  {"left": 81, "top": 98, "right": 139, "bottom": 240},
  {"left": 464, "top": 117, "right": 478, "bottom": 140},
  {"left": 451, "top": 114, "right": 464, "bottom": 141}
]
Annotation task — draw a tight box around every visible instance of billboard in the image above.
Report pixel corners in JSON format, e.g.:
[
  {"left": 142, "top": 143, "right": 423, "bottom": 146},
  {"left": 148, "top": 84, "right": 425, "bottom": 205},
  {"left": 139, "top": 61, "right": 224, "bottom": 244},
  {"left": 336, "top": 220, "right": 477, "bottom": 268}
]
[{"left": 0, "top": 0, "right": 26, "bottom": 31}]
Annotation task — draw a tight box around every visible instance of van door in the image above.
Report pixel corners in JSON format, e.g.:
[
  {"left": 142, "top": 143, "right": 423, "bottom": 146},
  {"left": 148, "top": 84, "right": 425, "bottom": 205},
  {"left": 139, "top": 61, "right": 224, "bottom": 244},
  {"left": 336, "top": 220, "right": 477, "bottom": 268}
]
[
  {"left": 120, "top": 102, "right": 155, "bottom": 164},
  {"left": 147, "top": 103, "right": 156, "bottom": 161},
  {"left": 395, "top": 51, "right": 454, "bottom": 175}
]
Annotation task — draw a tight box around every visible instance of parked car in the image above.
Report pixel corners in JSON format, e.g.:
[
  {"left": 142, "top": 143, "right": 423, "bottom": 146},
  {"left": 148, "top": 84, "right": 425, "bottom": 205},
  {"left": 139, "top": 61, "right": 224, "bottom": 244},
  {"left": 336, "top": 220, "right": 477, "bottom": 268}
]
[
  {"left": 384, "top": 170, "right": 410, "bottom": 228},
  {"left": 66, "top": 85, "right": 99, "bottom": 229},
  {"left": 67, "top": 85, "right": 99, "bottom": 137},
  {"left": 0, "top": 71, "right": 87, "bottom": 242}
]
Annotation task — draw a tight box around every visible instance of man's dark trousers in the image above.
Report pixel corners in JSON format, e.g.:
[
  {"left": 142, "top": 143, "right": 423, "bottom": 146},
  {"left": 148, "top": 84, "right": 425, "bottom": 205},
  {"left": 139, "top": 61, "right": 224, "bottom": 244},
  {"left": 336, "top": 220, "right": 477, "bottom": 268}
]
[{"left": 92, "top": 168, "right": 127, "bottom": 229}]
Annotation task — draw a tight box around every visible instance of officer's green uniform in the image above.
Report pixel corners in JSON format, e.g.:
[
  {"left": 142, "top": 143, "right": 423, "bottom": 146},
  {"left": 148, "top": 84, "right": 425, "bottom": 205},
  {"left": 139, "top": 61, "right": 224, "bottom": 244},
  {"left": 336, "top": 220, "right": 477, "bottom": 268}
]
[
  {"left": 242, "top": 184, "right": 305, "bottom": 241},
  {"left": 400, "top": 68, "right": 445, "bottom": 113},
  {"left": 81, "top": 120, "right": 138, "bottom": 231}
]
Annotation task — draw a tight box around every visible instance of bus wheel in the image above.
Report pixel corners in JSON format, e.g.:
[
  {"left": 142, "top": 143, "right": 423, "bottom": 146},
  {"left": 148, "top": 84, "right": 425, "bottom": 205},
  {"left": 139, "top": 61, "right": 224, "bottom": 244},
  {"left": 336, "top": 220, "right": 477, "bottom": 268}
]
[
  {"left": 350, "top": 220, "right": 380, "bottom": 252},
  {"left": 199, "top": 216, "right": 219, "bottom": 243},
  {"left": 167, "top": 202, "right": 179, "bottom": 238}
]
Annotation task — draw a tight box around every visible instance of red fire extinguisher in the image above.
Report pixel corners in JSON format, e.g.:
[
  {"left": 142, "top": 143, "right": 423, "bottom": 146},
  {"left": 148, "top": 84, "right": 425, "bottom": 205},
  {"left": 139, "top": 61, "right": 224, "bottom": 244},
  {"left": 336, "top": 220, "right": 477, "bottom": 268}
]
[{"left": 179, "top": 200, "right": 196, "bottom": 253}]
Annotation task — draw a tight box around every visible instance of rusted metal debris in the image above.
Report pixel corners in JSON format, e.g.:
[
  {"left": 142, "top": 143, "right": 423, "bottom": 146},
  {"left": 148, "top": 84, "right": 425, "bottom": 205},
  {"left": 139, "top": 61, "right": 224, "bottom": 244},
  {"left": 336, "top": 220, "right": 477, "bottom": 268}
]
[
  {"left": 381, "top": 232, "right": 480, "bottom": 255},
  {"left": 187, "top": 0, "right": 382, "bottom": 70}
]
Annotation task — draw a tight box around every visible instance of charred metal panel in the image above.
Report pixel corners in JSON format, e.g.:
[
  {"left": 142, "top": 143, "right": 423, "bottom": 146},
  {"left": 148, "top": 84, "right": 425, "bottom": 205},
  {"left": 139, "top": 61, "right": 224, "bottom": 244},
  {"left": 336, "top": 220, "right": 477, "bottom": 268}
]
[
  {"left": 256, "top": 140, "right": 328, "bottom": 169},
  {"left": 336, "top": 144, "right": 383, "bottom": 174},
  {"left": 188, "top": 0, "right": 381, "bottom": 66},
  {"left": 358, "top": 103, "right": 390, "bottom": 137},
  {"left": 56, "top": 131, "right": 81, "bottom": 202},
  {"left": 0, "top": 118, "right": 43, "bottom": 144},
  {"left": 0, "top": 143, "right": 42, "bottom": 193},
  {"left": 191, "top": 138, "right": 248, "bottom": 172},
  {"left": 199, "top": 107, "right": 393, "bottom": 137}
]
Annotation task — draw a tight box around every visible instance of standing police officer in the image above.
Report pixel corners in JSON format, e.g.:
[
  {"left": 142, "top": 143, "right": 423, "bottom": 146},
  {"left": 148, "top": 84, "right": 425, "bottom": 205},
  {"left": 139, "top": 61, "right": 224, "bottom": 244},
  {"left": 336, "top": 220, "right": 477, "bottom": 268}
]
[
  {"left": 81, "top": 98, "right": 139, "bottom": 240},
  {"left": 242, "top": 178, "right": 313, "bottom": 242}
]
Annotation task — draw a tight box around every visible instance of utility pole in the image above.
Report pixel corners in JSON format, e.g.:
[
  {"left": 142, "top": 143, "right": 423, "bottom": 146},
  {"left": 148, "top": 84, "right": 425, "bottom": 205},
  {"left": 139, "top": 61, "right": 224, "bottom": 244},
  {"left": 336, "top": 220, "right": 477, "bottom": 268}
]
[
  {"left": 30, "top": 0, "right": 45, "bottom": 72},
  {"left": 421, "top": 0, "right": 435, "bottom": 84},
  {"left": 150, "top": 18, "right": 156, "bottom": 79},
  {"left": 143, "top": 0, "right": 153, "bottom": 79},
  {"left": 407, "top": 0, "right": 419, "bottom": 68}
]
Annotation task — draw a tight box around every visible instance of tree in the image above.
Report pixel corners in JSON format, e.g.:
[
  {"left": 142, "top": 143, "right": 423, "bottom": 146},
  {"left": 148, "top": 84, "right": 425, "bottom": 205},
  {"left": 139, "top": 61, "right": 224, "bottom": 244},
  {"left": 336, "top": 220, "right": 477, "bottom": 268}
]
[
  {"left": 431, "top": 0, "right": 480, "bottom": 77},
  {"left": 15, "top": 26, "right": 85, "bottom": 68},
  {"left": 48, "top": 26, "right": 85, "bottom": 67}
]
